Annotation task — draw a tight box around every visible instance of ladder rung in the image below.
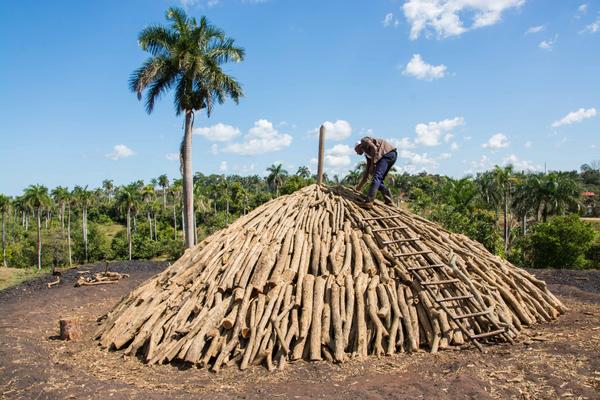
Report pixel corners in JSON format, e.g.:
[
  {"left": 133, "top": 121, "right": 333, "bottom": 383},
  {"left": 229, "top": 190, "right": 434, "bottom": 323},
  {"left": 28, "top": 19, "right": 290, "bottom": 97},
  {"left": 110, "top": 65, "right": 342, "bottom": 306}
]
[
  {"left": 469, "top": 329, "right": 506, "bottom": 340},
  {"left": 372, "top": 226, "right": 408, "bottom": 233},
  {"left": 382, "top": 237, "right": 420, "bottom": 245},
  {"left": 437, "top": 294, "right": 473, "bottom": 302},
  {"left": 362, "top": 215, "right": 403, "bottom": 221},
  {"left": 421, "top": 279, "right": 460, "bottom": 286},
  {"left": 407, "top": 264, "right": 444, "bottom": 271},
  {"left": 394, "top": 250, "right": 432, "bottom": 257},
  {"left": 453, "top": 310, "right": 490, "bottom": 320}
]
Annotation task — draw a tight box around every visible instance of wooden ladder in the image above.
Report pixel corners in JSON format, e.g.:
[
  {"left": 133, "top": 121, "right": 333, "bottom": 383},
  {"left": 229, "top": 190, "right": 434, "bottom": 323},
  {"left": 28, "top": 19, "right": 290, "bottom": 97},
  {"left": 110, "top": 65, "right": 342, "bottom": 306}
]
[{"left": 361, "top": 214, "right": 513, "bottom": 351}]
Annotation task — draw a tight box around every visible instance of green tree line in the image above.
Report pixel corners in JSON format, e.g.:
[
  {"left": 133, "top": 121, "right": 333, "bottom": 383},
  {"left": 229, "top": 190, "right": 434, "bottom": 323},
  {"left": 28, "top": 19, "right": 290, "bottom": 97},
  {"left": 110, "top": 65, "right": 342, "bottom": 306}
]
[{"left": 1, "top": 162, "right": 599, "bottom": 271}]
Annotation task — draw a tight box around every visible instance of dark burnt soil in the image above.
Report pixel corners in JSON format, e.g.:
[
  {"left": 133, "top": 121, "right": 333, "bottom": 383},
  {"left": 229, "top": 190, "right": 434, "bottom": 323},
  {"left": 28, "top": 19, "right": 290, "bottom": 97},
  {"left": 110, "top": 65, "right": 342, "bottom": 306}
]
[{"left": 0, "top": 263, "right": 598, "bottom": 400}]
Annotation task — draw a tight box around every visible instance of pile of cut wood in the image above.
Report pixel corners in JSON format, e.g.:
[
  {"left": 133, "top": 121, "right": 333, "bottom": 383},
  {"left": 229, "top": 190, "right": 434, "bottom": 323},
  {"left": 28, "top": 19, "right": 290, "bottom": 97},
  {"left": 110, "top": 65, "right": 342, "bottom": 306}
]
[
  {"left": 76, "top": 270, "right": 129, "bottom": 287},
  {"left": 95, "top": 184, "right": 566, "bottom": 372}
]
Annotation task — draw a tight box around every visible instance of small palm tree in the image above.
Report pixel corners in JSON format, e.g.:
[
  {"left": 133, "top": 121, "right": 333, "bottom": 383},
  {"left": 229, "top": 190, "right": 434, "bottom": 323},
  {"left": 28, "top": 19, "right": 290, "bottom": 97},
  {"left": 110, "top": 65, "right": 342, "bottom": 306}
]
[
  {"left": 23, "top": 185, "right": 52, "bottom": 270},
  {"left": 296, "top": 166, "right": 311, "bottom": 179},
  {"left": 169, "top": 181, "right": 183, "bottom": 241},
  {"left": 142, "top": 184, "right": 156, "bottom": 240},
  {"left": 0, "top": 194, "right": 10, "bottom": 267},
  {"left": 116, "top": 185, "right": 141, "bottom": 260},
  {"left": 130, "top": 7, "right": 244, "bottom": 249},
  {"left": 266, "top": 164, "right": 288, "bottom": 197},
  {"left": 102, "top": 179, "right": 114, "bottom": 201},
  {"left": 51, "top": 186, "right": 70, "bottom": 237},
  {"left": 158, "top": 174, "right": 170, "bottom": 209},
  {"left": 72, "top": 185, "right": 93, "bottom": 263}
]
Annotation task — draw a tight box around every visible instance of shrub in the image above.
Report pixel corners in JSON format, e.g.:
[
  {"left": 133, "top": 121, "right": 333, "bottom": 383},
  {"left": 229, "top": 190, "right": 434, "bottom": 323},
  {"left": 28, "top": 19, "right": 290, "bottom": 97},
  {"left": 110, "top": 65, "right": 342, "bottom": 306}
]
[
  {"left": 522, "top": 214, "right": 597, "bottom": 269},
  {"left": 429, "top": 205, "right": 502, "bottom": 254}
]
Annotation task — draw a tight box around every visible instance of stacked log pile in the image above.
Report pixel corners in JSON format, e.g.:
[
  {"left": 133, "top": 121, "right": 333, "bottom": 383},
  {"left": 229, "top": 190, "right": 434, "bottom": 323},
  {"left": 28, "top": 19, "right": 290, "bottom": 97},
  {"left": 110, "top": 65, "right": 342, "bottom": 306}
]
[
  {"left": 95, "top": 184, "right": 566, "bottom": 371},
  {"left": 77, "top": 270, "right": 129, "bottom": 287}
]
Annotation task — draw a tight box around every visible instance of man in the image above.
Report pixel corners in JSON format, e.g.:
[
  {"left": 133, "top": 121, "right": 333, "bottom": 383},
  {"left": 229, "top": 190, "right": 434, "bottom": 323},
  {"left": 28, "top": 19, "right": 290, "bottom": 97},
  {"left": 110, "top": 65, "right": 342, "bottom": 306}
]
[{"left": 354, "top": 136, "right": 397, "bottom": 207}]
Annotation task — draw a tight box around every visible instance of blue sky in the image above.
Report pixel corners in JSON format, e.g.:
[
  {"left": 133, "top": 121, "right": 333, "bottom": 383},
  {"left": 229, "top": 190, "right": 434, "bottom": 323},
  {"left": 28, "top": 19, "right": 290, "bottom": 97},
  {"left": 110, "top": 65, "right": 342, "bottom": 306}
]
[{"left": 1, "top": 0, "right": 599, "bottom": 196}]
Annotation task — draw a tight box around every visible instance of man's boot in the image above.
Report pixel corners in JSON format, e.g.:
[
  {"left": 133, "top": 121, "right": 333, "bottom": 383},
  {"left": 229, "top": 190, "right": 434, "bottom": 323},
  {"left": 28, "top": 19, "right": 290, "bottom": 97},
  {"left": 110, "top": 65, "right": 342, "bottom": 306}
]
[
  {"left": 381, "top": 187, "right": 393, "bottom": 205},
  {"left": 361, "top": 196, "right": 375, "bottom": 209}
]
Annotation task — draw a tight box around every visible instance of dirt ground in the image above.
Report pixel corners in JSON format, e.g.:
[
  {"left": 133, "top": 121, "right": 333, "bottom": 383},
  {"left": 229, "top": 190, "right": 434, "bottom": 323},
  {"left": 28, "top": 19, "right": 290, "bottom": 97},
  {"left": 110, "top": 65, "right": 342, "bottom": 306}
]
[{"left": 0, "top": 262, "right": 598, "bottom": 400}]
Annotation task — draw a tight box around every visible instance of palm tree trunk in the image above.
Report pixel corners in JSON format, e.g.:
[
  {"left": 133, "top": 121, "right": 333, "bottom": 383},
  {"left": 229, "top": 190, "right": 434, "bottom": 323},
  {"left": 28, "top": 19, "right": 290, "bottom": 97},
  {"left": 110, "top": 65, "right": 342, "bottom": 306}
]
[
  {"left": 36, "top": 208, "right": 42, "bottom": 270},
  {"left": 147, "top": 210, "right": 153, "bottom": 240},
  {"left": 163, "top": 189, "right": 167, "bottom": 210},
  {"left": 67, "top": 204, "right": 72, "bottom": 267},
  {"left": 503, "top": 191, "right": 509, "bottom": 253},
  {"left": 83, "top": 206, "right": 88, "bottom": 263},
  {"left": 194, "top": 212, "right": 198, "bottom": 244},
  {"left": 1, "top": 211, "right": 6, "bottom": 267},
  {"left": 172, "top": 201, "right": 177, "bottom": 241},
  {"left": 60, "top": 203, "right": 65, "bottom": 237},
  {"left": 181, "top": 207, "right": 185, "bottom": 244},
  {"left": 127, "top": 207, "right": 132, "bottom": 261},
  {"left": 182, "top": 110, "right": 195, "bottom": 249}
]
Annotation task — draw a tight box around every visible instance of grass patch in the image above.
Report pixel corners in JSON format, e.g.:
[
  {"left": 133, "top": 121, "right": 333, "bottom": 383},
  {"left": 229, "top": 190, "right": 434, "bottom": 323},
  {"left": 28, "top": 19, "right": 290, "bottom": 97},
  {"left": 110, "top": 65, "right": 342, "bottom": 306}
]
[
  {"left": 98, "top": 223, "right": 125, "bottom": 242},
  {"left": 0, "top": 267, "right": 48, "bottom": 291}
]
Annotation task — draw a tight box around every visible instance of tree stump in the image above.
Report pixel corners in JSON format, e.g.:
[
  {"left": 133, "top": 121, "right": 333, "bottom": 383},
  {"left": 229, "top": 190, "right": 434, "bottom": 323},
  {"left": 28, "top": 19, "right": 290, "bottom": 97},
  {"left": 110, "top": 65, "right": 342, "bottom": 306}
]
[{"left": 59, "top": 318, "right": 82, "bottom": 341}]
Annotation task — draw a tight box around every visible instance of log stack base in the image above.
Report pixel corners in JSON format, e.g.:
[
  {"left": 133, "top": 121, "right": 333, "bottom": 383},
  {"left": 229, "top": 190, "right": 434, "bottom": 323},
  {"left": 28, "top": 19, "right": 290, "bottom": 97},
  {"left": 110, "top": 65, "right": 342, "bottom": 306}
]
[{"left": 95, "top": 184, "right": 566, "bottom": 371}]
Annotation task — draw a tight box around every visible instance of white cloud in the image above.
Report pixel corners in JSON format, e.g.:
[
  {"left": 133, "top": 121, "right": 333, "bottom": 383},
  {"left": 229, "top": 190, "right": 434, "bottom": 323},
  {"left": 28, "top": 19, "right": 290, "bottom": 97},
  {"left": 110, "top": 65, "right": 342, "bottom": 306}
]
[
  {"left": 524, "top": 141, "right": 532, "bottom": 149},
  {"left": 383, "top": 13, "right": 400, "bottom": 28},
  {"left": 317, "top": 120, "right": 353, "bottom": 141},
  {"left": 389, "top": 137, "right": 416, "bottom": 149},
  {"left": 539, "top": 34, "right": 558, "bottom": 50},
  {"left": 414, "top": 117, "right": 465, "bottom": 146},
  {"left": 402, "top": 0, "right": 525, "bottom": 40},
  {"left": 223, "top": 119, "right": 293, "bottom": 155},
  {"left": 525, "top": 25, "right": 544, "bottom": 34},
  {"left": 466, "top": 155, "right": 490, "bottom": 173},
  {"left": 551, "top": 107, "right": 597, "bottom": 128},
  {"left": 219, "top": 161, "right": 228, "bottom": 172},
  {"left": 400, "top": 150, "right": 437, "bottom": 165},
  {"left": 582, "top": 16, "right": 600, "bottom": 33},
  {"left": 402, "top": 54, "right": 448, "bottom": 81},
  {"left": 503, "top": 154, "right": 541, "bottom": 171},
  {"left": 324, "top": 144, "right": 354, "bottom": 168},
  {"left": 210, "top": 144, "right": 219, "bottom": 155},
  {"left": 180, "top": 0, "right": 220, "bottom": 8},
  {"left": 578, "top": 4, "right": 588, "bottom": 14},
  {"left": 450, "top": 142, "right": 459, "bottom": 151},
  {"left": 165, "top": 152, "right": 179, "bottom": 161},
  {"left": 106, "top": 144, "right": 135, "bottom": 160},
  {"left": 481, "top": 133, "right": 510, "bottom": 149},
  {"left": 232, "top": 163, "right": 257, "bottom": 175},
  {"left": 396, "top": 149, "right": 448, "bottom": 173},
  {"left": 194, "top": 123, "right": 241, "bottom": 142}
]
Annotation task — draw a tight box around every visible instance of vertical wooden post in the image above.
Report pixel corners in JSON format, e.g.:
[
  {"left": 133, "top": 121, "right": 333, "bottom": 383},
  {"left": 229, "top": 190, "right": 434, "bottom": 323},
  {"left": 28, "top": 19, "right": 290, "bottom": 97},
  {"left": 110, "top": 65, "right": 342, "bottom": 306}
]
[{"left": 317, "top": 125, "right": 325, "bottom": 185}]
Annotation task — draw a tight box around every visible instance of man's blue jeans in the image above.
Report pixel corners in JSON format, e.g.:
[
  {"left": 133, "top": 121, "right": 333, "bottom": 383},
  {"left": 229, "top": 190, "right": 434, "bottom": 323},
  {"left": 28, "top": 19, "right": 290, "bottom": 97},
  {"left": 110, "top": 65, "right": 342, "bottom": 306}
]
[{"left": 367, "top": 150, "right": 397, "bottom": 200}]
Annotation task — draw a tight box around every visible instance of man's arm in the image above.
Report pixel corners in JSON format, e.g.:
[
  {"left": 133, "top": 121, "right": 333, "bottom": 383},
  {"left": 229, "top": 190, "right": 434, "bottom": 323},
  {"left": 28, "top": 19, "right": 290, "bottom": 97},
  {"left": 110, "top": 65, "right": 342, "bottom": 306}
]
[{"left": 355, "top": 159, "right": 371, "bottom": 191}]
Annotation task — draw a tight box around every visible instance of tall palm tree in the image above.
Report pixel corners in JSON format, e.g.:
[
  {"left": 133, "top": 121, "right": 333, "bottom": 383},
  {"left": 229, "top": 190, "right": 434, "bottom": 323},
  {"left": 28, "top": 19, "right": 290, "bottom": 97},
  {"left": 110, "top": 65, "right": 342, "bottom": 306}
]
[
  {"left": 51, "top": 186, "right": 70, "bottom": 237},
  {"left": 158, "top": 174, "right": 169, "bottom": 209},
  {"left": 72, "top": 185, "right": 93, "bottom": 263},
  {"left": 102, "top": 179, "right": 114, "bottom": 201},
  {"left": 0, "top": 194, "right": 10, "bottom": 267},
  {"left": 266, "top": 164, "right": 288, "bottom": 197},
  {"left": 142, "top": 184, "right": 156, "bottom": 240},
  {"left": 116, "top": 185, "right": 141, "bottom": 260},
  {"left": 130, "top": 7, "right": 245, "bottom": 249},
  {"left": 490, "top": 165, "right": 516, "bottom": 253},
  {"left": 169, "top": 181, "right": 183, "bottom": 241},
  {"left": 23, "top": 185, "right": 51, "bottom": 270}
]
